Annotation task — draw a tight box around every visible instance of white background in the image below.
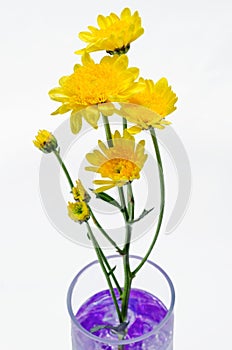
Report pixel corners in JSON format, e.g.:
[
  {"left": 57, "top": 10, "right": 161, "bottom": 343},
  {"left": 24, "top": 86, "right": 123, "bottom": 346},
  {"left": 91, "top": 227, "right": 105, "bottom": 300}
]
[{"left": 1, "top": 0, "right": 232, "bottom": 349}]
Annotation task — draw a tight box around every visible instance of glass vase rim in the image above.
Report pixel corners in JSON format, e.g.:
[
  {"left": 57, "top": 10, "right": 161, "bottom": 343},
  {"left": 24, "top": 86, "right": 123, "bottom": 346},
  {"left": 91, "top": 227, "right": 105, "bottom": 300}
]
[{"left": 67, "top": 254, "right": 175, "bottom": 346}]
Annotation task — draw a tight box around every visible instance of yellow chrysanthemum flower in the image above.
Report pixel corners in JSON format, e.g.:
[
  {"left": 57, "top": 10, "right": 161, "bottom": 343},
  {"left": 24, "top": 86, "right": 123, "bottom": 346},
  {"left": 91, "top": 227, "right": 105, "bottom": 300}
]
[
  {"left": 72, "top": 180, "right": 90, "bottom": 202},
  {"left": 49, "top": 53, "right": 142, "bottom": 134},
  {"left": 67, "top": 201, "right": 90, "bottom": 223},
  {"left": 85, "top": 130, "right": 147, "bottom": 193},
  {"left": 75, "top": 8, "right": 144, "bottom": 55},
  {"left": 33, "top": 129, "right": 58, "bottom": 153},
  {"left": 120, "top": 78, "right": 178, "bottom": 133}
]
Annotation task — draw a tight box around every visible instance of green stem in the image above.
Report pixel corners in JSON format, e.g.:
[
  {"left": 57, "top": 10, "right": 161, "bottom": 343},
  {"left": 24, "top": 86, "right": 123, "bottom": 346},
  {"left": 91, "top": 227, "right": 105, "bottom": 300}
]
[
  {"left": 118, "top": 187, "right": 129, "bottom": 222},
  {"left": 122, "top": 117, "right": 135, "bottom": 223},
  {"left": 89, "top": 207, "right": 124, "bottom": 296},
  {"left": 127, "top": 182, "right": 135, "bottom": 221},
  {"left": 53, "top": 149, "right": 124, "bottom": 256},
  {"left": 98, "top": 247, "right": 123, "bottom": 296},
  {"left": 102, "top": 115, "right": 113, "bottom": 147},
  {"left": 122, "top": 117, "right": 127, "bottom": 131},
  {"left": 122, "top": 120, "right": 135, "bottom": 320},
  {"left": 86, "top": 221, "right": 123, "bottom": 323},
  {"left": 121, "top": 224, "right": 132, "bottom": 322},
  {"left": 118, "top": 187, "right": 133, "bottom": 322},
  {"left": 89, "top": 206, "right": 124, "bottom": 255},
  {"left": 53, "top": 149, "right": 74, "bottom": 189},
  {"left": 102, "top": 112, "right": 133, "bottom": 325},
  {"left": 53, "top": 146, "right": 123, "bottom": 319},
  {"left": 132, "top": 128, "right": 165, "bottom": 277}
]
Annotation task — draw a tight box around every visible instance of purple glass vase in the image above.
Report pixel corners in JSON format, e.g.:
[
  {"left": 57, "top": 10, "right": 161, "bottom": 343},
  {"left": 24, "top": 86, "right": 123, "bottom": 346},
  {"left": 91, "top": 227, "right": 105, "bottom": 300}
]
[{"left": 67, "top": 255, "right": 175, "bottom": 349}]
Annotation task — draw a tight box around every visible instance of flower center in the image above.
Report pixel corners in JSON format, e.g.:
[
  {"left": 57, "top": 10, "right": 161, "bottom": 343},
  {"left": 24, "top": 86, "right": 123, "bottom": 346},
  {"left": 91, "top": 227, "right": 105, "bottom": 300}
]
[
  {"left": 63, "top": 64, "right": 120, "bottom": 106},
  {"left": 73, "top": 204, "right": 84, "bottom": 215},
  {"left": 98, "top": 158, "right": 140, "bottom": 182}
]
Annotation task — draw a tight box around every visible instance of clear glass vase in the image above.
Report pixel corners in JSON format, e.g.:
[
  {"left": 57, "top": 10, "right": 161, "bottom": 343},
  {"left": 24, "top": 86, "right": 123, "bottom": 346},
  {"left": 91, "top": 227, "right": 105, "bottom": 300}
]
[{"left": 67, "top": 255, "right": 175, "bottom": 350}]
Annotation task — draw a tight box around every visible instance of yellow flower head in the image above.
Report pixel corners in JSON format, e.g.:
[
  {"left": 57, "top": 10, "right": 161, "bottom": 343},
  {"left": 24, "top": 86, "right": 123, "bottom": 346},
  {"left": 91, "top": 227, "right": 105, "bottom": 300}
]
[
  {"left": 33, "top": 129, "right": 58, "bottom": 153},
  {"left": 72, "top": 179, "right": 90, "bottom": 202},
  {"left": 121, "top": 78, "right": 178, "bottom": 133},
  {"left": 85, "top": 130, "right": 147, "bottom": 193},
  {"left": 75, "top": 8, "right": 144, "bottom": 55},
  {"left": 67, "top": 201, "right": 90, "bottom": 223},
  {"left": 49, "top": 53, "right": 142, "bottom": 134}
]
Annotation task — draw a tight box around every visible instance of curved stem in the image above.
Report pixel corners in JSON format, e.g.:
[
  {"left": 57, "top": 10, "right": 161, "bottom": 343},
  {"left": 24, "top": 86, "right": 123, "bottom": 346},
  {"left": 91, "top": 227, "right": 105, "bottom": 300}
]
[
  {"left": 102, "top": 113, "right": 133, "bottom": 324},
  {"left": 121, "top": 224, "right": 132, "bottom": 321},
  {"left": 53, "top": 149, "right": 74, "bottom": 189},
  {"left": 127, "top": 182, "right": 135, "bottom": 221},
  {"left": 89, "top": 209, "right": 123, "bottom": 296},
  {"left": 52, "top": 148, "right": 123, "bottom": 299},
  {"left": 121, "top": 117, "right": 135, "bottom": 222},
  {"left": 132, "top": 128, "right": 165, "bottom": 277},
  {"left": 52, "top": 139, "right": 124, "bottom": 322},
  {"left": 118, "top": 187, "right": 129, "bottom": 222},
  {"left": 102, "top": 115, "right": 113, "bottom": 147},
  {"left": 86, "top": 221, "right": 123, "bottom": 323},
  {"left": 89, "top": 207, "right": 124, "bottom": 255},
  {"left": 98, "top": 247, "right": 123, "bottom": 296},
  {"left": 118, "top": 187, "right": 133, "bottom": 322}
]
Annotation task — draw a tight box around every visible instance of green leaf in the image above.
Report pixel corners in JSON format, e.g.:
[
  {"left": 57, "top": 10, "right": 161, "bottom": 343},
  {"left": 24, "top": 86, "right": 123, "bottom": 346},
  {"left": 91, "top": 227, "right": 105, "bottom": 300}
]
[
  {"left": 90, "top": 322, "right": 129, "bottom": 335},
  {"left": 90, "top": 325, "right": 112, "bottom": 333},
  {"left": 107, "top": 265, "right": 117, "bottom": 276},
  {"left": 130, "top": 208, "right": 154, "bottom": 223},
  {"left": 90, "top": 190, "right": 121, "bottom": 209},
  {"left": 111, "top": 322, "right": 129, "bottom": 335}
]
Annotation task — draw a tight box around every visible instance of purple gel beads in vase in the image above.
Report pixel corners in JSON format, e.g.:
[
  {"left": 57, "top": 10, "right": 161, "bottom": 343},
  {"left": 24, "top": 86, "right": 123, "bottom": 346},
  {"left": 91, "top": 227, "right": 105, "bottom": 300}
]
[
  {"left": 67, "top": 255, "right": 175, "bottom": 349},
  {"left": 75, "top": 288, "right": 173, "bottom": 349}
]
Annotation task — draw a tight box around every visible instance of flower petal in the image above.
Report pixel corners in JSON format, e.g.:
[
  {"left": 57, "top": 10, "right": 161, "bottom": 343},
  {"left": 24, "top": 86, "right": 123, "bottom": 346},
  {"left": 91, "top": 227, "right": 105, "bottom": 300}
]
[
  {"left": 75, "top": 8, "right": 144, "bottom": 55},
  {"left": 98, "top": 140, "right": 110, "bottom": 157},
  {"left": 126, "top": 126, "right": 143, "bottom": 135},
  {"left": 83, "top": 106, "right": 100, "bottom": 129},
  {"left": 86, "top": 150, "right": 107, "bottom": 166},
  {"left": 121, "top": 8, "right": 131, "bottom": 19},
  {"left": 70, "top": 110, "right": 83, "bottom": 134},
  {"left": 51, "top": 104, "right": 71, "bottom": 115},
  {"left": 94, "top": 184, "right": 115, "bottom": 193},
  {"left": 81, "top": 52, "right": 95, "bottom": 66},
  {"left": 85, "top": 166, "right": 98, "bottom": 172},
  {"left": 98, "top": 102, "right": 116, "bottom": 116}
]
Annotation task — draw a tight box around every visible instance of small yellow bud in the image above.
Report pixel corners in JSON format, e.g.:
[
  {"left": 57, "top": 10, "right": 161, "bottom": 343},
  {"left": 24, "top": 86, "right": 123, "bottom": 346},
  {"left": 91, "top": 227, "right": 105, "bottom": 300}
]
[
  {"left": 67, "top": 201, "right": 90, "bottom": 223},
  {"left": 72, "top": 180, "right": 90, "bottom": 202},
  {"left": 33, "top": 130, "right": 58, "bottom": 153}
]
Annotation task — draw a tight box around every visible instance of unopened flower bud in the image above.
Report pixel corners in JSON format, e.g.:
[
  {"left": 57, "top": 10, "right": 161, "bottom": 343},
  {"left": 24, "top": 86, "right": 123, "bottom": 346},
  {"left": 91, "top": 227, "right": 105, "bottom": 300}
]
[
  {"left": 67, "top": 201, "right": 90, "bottom": 224},
  {"left": 33, "top": 129, "right": 58, "bottom": 153},
  {"left": 72, "top": 180, "right": 90, "bottom": 202}
]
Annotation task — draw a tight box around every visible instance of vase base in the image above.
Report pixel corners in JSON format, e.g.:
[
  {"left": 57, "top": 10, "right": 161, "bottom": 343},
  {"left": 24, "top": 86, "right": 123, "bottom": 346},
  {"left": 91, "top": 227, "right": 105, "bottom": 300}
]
[{"left": 72, "top": 288, "right": 173, "bottom": 350}]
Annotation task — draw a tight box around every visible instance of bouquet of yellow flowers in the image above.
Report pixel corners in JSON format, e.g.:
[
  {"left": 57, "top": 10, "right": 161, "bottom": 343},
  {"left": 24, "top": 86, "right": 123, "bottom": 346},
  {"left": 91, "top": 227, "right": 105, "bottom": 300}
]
[{"left": 34, "top": 8, "right": 177, "bottom": 350}]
